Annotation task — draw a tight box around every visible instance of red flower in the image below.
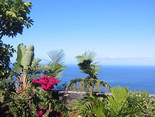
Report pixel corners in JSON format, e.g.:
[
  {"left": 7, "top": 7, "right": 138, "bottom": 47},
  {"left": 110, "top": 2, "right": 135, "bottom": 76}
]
[
  {"left": 90, "top": 102, "right": 94, "bottom": 105},
  {"left": 40, "top": 77, "right": 48, "bottom": 84},
  {"left": 49, "top": 76, "right": 58, "bottom": 85},
  {"left": 91, "top": 112, "right": 95, "bottom": 115},
  {"left": 55, "top": 112, "right": 62, "bottom": 117},
  {"left": 47, "top": 83, "right": 54, "bottom": 89},
  {"left": 37, "top": 109, "right": 45, "bottom": 117},
  {"left": 33, "top": 75, "right": 58, "bottom": 91},
  {"left": 55, "top": 80, "right": 59, "bottom": 85},
  {"left": 42, "top": 75, "right": 48, "bottom": 79},
  {"left": 33, "top": 79, "right": 41, "bottom": 84},
  {"left": 73, "top": 112, "right": 76, "bottom": 117},
  {"left": 41, "top": 84, "right": 48, "bottom": 90}
]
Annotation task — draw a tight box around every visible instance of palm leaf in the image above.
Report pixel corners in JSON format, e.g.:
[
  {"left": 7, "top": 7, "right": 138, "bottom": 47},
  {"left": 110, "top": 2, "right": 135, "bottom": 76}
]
[
  {"left": 76, "top": 52, "right": 99, "bottom": 79},
  {"left": 66, "top": 78, "right": 84, "bottom": 91},
  {"left": 48, "top": 49, "right": 64, "bottom": 64},
  {"left": 66, "top": 78, "right": 110, "bottom": 92}
]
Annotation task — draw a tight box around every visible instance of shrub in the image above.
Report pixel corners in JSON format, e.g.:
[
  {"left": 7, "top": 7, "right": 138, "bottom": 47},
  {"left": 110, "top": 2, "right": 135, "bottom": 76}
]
[{"left": 75, "top": 86, "right": 154, "bottom": 117}]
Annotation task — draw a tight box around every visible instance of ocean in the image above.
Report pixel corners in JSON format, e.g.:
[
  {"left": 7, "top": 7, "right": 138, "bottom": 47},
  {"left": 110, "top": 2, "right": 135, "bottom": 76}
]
[{"left": 60, "top": 65, "right": 155, "bottom": 94}]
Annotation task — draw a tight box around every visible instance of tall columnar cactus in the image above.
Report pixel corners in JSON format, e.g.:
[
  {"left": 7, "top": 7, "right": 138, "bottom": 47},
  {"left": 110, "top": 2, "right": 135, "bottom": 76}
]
[{"left": 14, "top": 43, "right": 40, "bottom": 73}]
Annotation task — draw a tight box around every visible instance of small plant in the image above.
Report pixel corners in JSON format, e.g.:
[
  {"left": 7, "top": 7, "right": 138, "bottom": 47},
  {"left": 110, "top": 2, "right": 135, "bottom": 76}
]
[
  {"left": 67, "top": 52, "right": 110, "bottom": 96},
  {"left": 13, "top": 43, "right": 41, "bottom": 75}
]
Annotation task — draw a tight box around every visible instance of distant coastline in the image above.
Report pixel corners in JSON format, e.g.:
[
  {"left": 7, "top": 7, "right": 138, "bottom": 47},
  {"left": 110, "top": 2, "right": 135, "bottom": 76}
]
[{"left": 60, "top": 65, "right": 155, "bottom": 94}]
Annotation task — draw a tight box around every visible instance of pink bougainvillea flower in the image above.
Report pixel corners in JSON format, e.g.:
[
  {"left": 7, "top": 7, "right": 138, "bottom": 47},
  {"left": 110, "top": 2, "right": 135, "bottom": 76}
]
[
  {"left": 55, "top": 112, "right": 62, "bottom": 117},
  {"left": 49, "top": 75, "right": 55, "bottom": 79},
  {"left": 49, "top": 76, "right": 55, "bottom": 82},
  {"left": 39, "top": 78, "right": 48, "bottom": 85},
  {"left": 47, "top": 83, "right": 54, "bottom": 89},
  {"left": 37, "top": 109, "right": 45, "bottom": 117},
  {"left": 73, "top": 112, "right": 76, "bottom": 117},
  {"left": 41, "top": 84, "right": 50, "bottom": 91},
  {"left": 91, "top": 112, "right": 95, "bottom": 115},
  {"left": 54, "top": 80, "right": 59, "bottom": 85},
  {"left": 49, "top": 76, "right": 58, "bottom": 85},
  {"left": 41, "top": 84, "right": 48, "bottom": 90},
  {"left": 41, "top": 81, "right": 55, "bottom": 91},
  {"left": 90, "top": 102, "right": 94, "bottom": 105},
  {"left": 42, "top": 75, "right": 48, "bottom": 79},
  {"left": 32, "top": 75, "right": 58, "bottom": 91},
  {"left": 33, "top": 79, "right": 41, "bottom": 84}
]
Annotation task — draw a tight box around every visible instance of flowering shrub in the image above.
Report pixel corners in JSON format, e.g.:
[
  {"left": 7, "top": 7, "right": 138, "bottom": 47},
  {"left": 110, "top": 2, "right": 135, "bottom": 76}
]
[
  {"left": 37, "top": 109, "right": 45, "bottom": 117},
  {"left": 4, "top": 74, "right": 69, "bottom": 117},
  {"left": 33, "top": 75, "right": 58, "bottom": 91},
  {"left": 0, "top": 44, "right": 68, "bottom": 116},
  {"left": 32, "top": 75, "right": 64, "bottom": 117}
]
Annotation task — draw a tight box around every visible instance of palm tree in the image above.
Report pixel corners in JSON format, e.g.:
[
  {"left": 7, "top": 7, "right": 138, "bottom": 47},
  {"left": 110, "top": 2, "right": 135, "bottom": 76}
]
[
  {"left": 66, "top": 52, "right": 110, "bottom": 96},
  {"left": 41, "top": 49, "right": 66, "bottom": 79}
]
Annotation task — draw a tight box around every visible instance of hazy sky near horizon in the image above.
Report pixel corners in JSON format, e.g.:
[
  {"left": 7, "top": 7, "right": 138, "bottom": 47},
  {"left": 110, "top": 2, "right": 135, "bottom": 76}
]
[{"left": 3, "top": 0, "right": 155, "bottom": 65}]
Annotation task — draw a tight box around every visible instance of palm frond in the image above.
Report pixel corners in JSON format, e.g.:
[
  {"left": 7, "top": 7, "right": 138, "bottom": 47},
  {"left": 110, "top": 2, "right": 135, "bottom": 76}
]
[
  {"left": 93, "top": 79, "right": 111, "bottom": 92},
  {"left": 76, "top": 51, "right": 95, "bottom": 63},
  {"left": 76, "top": 51, "right": 100, "bottom": 79},
  {"left": 74, "top": 96, "right": 107, "bottom": 117},
  {"left": 48, "top": 49, "right": 64, "bottom": 64},
  {"left": 66, "top": 78, "right": 84, "bottom": 91},
  {"left": 66, "top": 78, "right": 110, "bottom": 92}
]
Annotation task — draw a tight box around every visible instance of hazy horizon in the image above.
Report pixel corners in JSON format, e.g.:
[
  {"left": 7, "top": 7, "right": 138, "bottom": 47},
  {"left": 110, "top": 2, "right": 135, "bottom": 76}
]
[{"left": 3, "top": 0, "right": 155, "bottom": 65}]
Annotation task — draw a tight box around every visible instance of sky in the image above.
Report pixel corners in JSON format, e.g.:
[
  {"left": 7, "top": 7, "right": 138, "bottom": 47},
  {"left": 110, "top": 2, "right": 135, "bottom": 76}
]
[{"left": 3, "top": 0, "right": 155, "bottom": 65}]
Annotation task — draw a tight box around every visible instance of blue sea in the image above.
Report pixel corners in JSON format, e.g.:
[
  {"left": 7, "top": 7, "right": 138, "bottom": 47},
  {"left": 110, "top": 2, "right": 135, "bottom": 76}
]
[{"left": 60, "top": 65, "right": 155, "bottom": 94}]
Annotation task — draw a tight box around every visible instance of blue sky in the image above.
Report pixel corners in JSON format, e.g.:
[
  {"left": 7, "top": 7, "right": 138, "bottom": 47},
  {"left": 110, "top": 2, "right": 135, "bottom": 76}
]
[{"left": 3, "top": 0, "right": 155, "bottom": 65}]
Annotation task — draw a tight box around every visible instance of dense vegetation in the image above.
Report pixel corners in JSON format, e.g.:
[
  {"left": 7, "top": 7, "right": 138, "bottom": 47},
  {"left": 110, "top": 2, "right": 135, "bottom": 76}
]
[
  {"left": 0, "top": 44, "right": 155, "bottom": 117},
  {"left": 0, "top": 0, "right": 155, "bottom": 117}
]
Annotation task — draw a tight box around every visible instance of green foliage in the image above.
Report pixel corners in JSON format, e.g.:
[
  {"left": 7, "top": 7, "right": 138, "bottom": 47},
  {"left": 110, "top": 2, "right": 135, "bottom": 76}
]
[
  {"left": 0, "top": 78, "right": 15, "bottom": 103},
  {"left": 42, "top": 62, "right": 66, "bottom": 79},
  {"left": 105, "top": 87, "right": 150, "bottom": 117},
  {"left": 1, "top": 73, "right": 62, "bottom": 116},
  {"left": 67, "top": 78, "right": 110, "bottom": 92},
  {"left": 0, "top": 0, "right": 33, "bottom": 39},
  {"left": 10, "top": 94, "right": 38, "bottom": 117},
  {"left": 2, "top": 47, "right": 67, "bottom": 116},
  {"left": 106, "top": 86, "right": 129, "bottom": 116},
  {"left": 8, "top": 77, "right": 69, "bottom": 117},
  {"left": 9, "top": 76, "right": 41, "bottom": 117},
  {"left": 0, "top": 40, "right": 15, "bottom": 79},
  {"left": 0, "top": 0, "right": 33, "bottom": 79},
  {"left": 141, "top": 96, "right": 155, "bottom": 116},
  {"left": 41, "top": 49, "right": 66, "bottom": 79},
  {"left": 48, "top": 49, "right": 64, "bottom": 64},
  {"left": 148, "top": 97, "right": 155, "bottom": 116},
  {"left": 75, "top": 86, "right": 153, "bottom": 117},
  {"left": 76, "top": 52, "right": 99, "bottom": 79},
  {"left": 73, "top": 96, "right": 106, "bottom": 117},
  {"left": 13, "top": 43, "right": 41, "bottom": 74},
  {"left": 0, "top": 0, "right": 33, "bottom": 78},
  {"left": 67, "top": 52, "right": 110, "bottom": 96}
]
